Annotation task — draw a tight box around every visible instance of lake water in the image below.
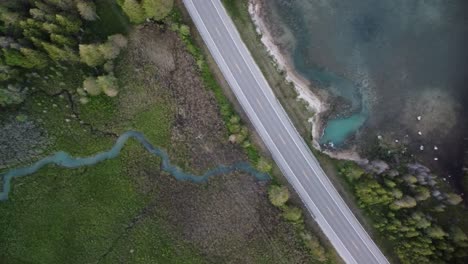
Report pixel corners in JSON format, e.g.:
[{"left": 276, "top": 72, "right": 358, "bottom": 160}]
[{"left": 263, "top": 0, "right": 468, "bottom": 184}]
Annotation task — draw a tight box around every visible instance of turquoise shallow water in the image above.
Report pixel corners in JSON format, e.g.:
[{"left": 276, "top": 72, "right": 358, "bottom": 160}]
[
  {"left": 266, "top": 0, "right": 468, "bottom": 150},
  {"left": 0, "top": 131, "right": 270, "bottom": 201},
  {"left": 319, "top": 111, "right": 368, "bottom": 146}
]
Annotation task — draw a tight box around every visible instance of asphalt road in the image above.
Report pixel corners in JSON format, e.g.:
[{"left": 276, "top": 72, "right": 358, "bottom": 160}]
[{"left": 182, "top": 0, "right": 390, "bottom": 263}]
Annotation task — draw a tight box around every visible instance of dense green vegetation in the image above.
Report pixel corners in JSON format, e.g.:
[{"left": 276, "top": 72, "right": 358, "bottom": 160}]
[
  {"left": 0, "top": 1, "right": 205, "bottom": 262},
  {"left": 0, "top": 0, "right": 173, "bottom": 107},
  {"left": 338, "top": 158, "right": 467, "bottom": 264}
]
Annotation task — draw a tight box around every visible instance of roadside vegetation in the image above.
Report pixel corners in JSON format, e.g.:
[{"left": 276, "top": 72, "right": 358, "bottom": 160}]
[{"left": 222, "top": 0, "right": 468, "bottom": 264}]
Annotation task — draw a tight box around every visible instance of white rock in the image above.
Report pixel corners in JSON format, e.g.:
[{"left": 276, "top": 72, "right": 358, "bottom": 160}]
[
  {"left": 418, "top": 131, "right": 422, "bottom": 136},
  {"left": 65, "top": 118, "right": 70, "bottom": 122},
  {"left": 395, "top": 139, "right": 399, "bottom": 143},
  {"left": 420, "top": 145, "right": 424, "bottom": 151},
  {"left": 434, "top": 146, "right": 438, "bottom": 150},
  {"left": 434, "top": 157, "right": 438, "bottom": 161},
  {"left": 417, "top": 115, "right": 422, "bottom": 121},
  {"left": 377, "top": 135, "right": 383, "bottom": 140}
]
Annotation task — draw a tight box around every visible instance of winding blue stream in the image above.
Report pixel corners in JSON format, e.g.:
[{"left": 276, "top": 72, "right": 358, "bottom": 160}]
[{"left": 0, "top": 131, "right": 270, "bottom": 201}]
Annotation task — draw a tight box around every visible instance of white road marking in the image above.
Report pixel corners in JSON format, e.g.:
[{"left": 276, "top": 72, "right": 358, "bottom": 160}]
[
  {"left": 235, "top": 63, "right": 242, "bottom": 73},
  {"left": 215, "top": 26, "right": 221, "bottom": 37},
  {"left": 278, "top": 134, "right": 286, "bottom": 145},
  {"left": 351, "top": 241, "right": 359, "bottom": 250},
  {"left": 327, "top": 205, "right": 335, "bottom": 217},
  {"left": 256, "top": 98, "right": 264, "bottom": 110}
]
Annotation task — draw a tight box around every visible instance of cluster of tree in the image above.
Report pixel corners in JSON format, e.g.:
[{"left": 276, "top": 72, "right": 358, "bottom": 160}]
[
  {"left": 339, "top": 162, "right": 467, "bottom": 263},
  {"left": 0, "top": 0, "right": 107, "bottom": 107},
  {"left": 117, "top": 0, "right": 173, "bottom": 24},
  {"left": 268, "top": 184, "right": 328, "bottom": 262},
  {"left": 77, "top": 33, "right": 127, "bottom": 101}
]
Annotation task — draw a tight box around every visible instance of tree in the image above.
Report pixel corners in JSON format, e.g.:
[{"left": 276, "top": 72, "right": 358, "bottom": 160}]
[
  {"left": 414, "top": 186, "right": 430, "bottom": 201},
  {"left": 55, "top": 14, "right": 81, "bottom": 33},
  {"left": 0, "top": 84, "right": 24, "bottom": 107},
  {"left": 76, "top": 0, "right": 98, "bottom": 21},
  {"left": 79, "top": 44, "right": 105, "bottom": 66},
  {"left": 142, "top": 0, "right": 173, "bottom": 21},
  {"left": 268, "top": 185, "right": 289, "bottom": 207},
  {"left": 426, "top": 225, "right": 447, "bottom": 240},
  {"left": 355, "top": 179, "right": 393, "bottom": 207},
  {"left": 98, "top": 42, "right": 120, "bottom": 60},
  {"left": 403, "top": 174, "right": 418, "bottom": 185},
  {"left": 450, "top": 226, "right": 468, "bottom": 246},
  {"left": 82, "top": 76, "right": 100, "bottom": 95},
  {"left": 29, "top": 8, "right": 47, "bottom": 21},
  {"left": 2, "top": 48, "right": 48, "bottom": 69},
  {"left": 282, "top": 206, "right": 302, "bottom": 222},
  {"left": 19, "top": 48, "right": 49, "bottom": 69},
  {"left": 339, "top": 162, "right": 365, "bottom": 182},
  {"left": 390, "top": 195, "right": 417, "bottom": 210},
  {"left": 42, "top": 22, "right": 61, "bottom": 34},
  {"left": 108, "top": 34, "right": 128, "bottom": 49},
  {"left": 50, "top": 33, "right": 76, "bottom": 46},
  {"left": 445, "top": 193, "right": 462, "bottom": 205},
  {"left": 97, "top": 74, "right": 118, "bottom": 97},
  {"left": 42, "top": 41, "right": 79, "bottom": 62},
  {"left": 121, "top": 0, "right": 146, "bottom": 24},
  {"left": 45, "top": 0, "right": 75, "bottom": 11},
  {"left": 411, "top": 211, "right": 431, "bottom": 229},
  {"left": 0, "top": 9, "right": 20, "bottom": 26}
]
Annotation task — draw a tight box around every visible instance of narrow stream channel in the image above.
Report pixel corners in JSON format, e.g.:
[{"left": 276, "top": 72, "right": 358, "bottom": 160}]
[{"left": 0, "top": 131, "right": 270, "bottom": 201}]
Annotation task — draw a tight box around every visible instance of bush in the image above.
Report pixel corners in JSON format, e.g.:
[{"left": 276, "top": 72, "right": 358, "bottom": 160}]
[
  {"left": 268, "top": 185, "right": 289, "bottom": 207},
  {"left": 97, "top": 74, "right": 118, "bottom": 97},
  {"left": 142, "top": 0, "right": 173, "bottom": 21},
  {"left": 121, "top": 0, "right": 146, "bottom": 24},
  {"left": 282, "top": 206, "right": 302, "bottom": 222},
  {"left": 83, "top": 76, "right": 100, "bottom": 96},
  {"left": 301, "top": 232, "right": 327, "bottom": 262},
  {"left": 256, "top": 157, "right": 272, "bottom": 173}
]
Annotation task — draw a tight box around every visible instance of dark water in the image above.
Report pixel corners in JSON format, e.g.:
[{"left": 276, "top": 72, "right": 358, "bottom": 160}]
[
  {"left": 264, "top": 0, "right": 468, "bottom": 183},
  {"left": 0, "top": 131, "right": 269, "bottom": 201}
]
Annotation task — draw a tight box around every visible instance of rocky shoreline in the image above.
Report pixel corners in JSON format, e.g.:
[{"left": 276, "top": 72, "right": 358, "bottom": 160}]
[{"left": 248, "top": 0, "right": 367, "bottom": 162}]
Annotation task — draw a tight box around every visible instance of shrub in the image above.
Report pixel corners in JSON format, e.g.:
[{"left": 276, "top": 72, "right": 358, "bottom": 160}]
[
  {"left": 79, "top": 44, "right": 105, "bottom": 66},
  {"left": 256, "top": 157, "right": 272, "bottom": 173},
  {"left": 268, "top": 185, "right": 289, "bottom": 207},
  {"left": 142, "top": 0, "right": 173, "bottom": 21},
  {"left": 83, "top": 76, "right": 100, "bottom": 96},
  {"left": 120, "top": 0, "right": 146, "bottom": 24},
  {"left": 97, "top": 74, "right": 118, "bottom": 97},
  {"left": 282, "top": 206, "right": 302, "bottom": 222},
  {"left": 301, "top": 232, "right": 327, "bottom": 262}
]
